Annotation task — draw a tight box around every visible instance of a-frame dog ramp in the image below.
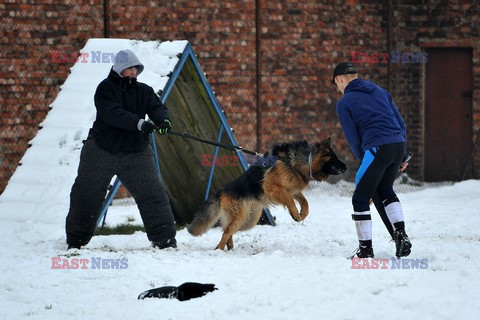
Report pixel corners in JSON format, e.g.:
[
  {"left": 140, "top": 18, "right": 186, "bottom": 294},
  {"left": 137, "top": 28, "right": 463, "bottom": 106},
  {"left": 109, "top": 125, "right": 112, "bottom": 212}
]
[{"left": 96, "top": 40, "right": 274, "bottom": 227}]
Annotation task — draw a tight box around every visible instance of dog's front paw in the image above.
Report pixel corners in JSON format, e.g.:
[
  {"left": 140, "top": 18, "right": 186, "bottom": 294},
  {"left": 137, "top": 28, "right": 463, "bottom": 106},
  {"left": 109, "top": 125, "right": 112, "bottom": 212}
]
[
  {"left": 290, "top": 214, "right": 302, "bottom": 222},
  {"left": 299, "top": 211, "right": 309, "bottom": 220}
]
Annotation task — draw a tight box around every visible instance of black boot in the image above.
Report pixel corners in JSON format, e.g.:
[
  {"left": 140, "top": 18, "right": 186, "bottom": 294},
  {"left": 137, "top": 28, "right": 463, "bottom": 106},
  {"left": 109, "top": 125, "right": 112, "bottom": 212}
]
[
  {"left": 152, "top": 238, "right": 177, "bottom": 249},
  {"left": 353, "top": 245, "right": 374, "bottom": 258},
  {"left": 350, "top": 240, "right": 374, "bottom": 259},
  {"left": 393, "top": 228, "right": 412, "bottom": 258}
]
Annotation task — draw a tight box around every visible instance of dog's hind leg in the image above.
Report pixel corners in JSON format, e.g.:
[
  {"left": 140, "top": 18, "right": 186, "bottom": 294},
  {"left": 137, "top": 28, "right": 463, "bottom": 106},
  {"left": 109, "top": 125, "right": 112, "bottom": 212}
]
[
  {"left": 240, "top": 202, "right": 264, "bottom": 231},
  {"left": 293, "top": 193, "right": 309, "bottom": 220},
  {"left": 215, "top": 220, "right": 241, "bottom": 251},
  {"left": 226, "top": 235, "right": 234, "bottom": 250},
  {"left": 215, "top": 199, "right": 246, "bottom": 251}
]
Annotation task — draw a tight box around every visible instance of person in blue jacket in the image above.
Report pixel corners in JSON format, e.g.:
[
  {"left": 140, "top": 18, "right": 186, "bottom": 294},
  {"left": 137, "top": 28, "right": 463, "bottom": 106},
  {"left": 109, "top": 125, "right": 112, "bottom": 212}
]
[{"left": 332, "top": 62, "right": 412, "bottom": 258}]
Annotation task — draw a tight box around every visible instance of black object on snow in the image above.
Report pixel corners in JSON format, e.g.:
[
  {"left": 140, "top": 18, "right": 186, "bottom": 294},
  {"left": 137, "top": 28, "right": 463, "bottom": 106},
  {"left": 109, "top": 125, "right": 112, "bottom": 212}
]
[{"left": 138, "top": 282, "right": 217, "bottom": 301}]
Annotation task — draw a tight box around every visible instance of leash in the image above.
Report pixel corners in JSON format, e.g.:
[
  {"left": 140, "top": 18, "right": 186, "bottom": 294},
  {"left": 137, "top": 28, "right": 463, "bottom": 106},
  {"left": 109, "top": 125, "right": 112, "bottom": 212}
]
[
  {"left": 308, "top": 151, "right": 314, "bottom": 180},
  {"left": 169, "top": 130, "right": 262, "bottom": 156}
]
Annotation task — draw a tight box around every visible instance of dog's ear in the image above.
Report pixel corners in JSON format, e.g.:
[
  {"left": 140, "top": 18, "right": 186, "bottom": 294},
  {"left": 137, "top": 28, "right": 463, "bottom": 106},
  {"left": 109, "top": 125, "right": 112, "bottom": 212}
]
[{"left": 322, "top": 136, "right": 331, "bottom": 146}]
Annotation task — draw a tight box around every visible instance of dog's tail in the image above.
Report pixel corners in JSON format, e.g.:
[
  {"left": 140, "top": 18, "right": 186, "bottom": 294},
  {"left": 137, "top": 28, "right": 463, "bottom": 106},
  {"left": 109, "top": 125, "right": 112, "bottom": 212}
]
[{"left": 187, "top": 195, "right": 222, "bottom": 236}]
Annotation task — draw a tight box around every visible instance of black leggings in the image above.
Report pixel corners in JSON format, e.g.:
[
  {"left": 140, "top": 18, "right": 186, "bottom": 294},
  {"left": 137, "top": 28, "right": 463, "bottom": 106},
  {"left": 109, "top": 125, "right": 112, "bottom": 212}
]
[{"left": 352, "top": 142, "right": 405, "bottom": 212}]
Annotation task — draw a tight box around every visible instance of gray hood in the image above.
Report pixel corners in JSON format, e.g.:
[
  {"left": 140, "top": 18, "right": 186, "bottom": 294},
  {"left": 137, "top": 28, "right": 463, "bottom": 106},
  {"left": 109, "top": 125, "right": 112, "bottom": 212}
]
[{"left": 112, "top": 49, "right": 145, "bottom": 77}]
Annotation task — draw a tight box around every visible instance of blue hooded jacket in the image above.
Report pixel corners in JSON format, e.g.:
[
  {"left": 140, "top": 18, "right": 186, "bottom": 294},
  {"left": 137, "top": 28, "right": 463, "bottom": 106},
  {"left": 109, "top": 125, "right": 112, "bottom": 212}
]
[{"left": 336, "top": 78, "right": 406, "bottom": 160}]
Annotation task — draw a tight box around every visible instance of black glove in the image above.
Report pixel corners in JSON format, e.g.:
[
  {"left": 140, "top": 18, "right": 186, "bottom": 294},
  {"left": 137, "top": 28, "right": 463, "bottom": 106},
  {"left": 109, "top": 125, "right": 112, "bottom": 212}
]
[
  {"left": 140, "top": 121, "right": 158, "bottom": 134},
  {"left": 156, "top": 119, "right": 172, "bottom": 135}
]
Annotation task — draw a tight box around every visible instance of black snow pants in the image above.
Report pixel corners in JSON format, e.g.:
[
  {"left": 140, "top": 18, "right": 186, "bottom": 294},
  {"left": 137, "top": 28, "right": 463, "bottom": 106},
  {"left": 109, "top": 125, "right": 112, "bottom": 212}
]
[{"left": 66, "top": 138, "right": 176, "bottom": 246}]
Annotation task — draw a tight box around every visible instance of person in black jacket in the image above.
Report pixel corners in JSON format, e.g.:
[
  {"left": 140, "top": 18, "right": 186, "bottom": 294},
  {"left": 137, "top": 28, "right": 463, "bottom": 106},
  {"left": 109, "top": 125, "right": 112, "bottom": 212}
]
[
  {"left": 66, "top": 49, "right": 177, "bottom": 250},
  {"left": 333, "top": 62, "right": 412, "bottom": 259}
]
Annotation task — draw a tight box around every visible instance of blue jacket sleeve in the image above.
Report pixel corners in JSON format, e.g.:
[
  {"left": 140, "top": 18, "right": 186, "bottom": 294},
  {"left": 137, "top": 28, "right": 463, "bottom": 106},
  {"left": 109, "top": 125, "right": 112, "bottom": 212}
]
[{"left": 336, "top": 101, "right": 363, "bottom": 160}]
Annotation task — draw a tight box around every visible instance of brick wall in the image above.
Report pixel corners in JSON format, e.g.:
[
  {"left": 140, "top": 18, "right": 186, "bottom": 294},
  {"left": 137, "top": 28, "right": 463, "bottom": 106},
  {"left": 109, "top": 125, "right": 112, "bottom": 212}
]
[
  {"left": 0, "top": 0, "right": 104, "bottom": 192},
  {"left": 1, "top": 0, "right": 479, "bottom": 193},
  {"left": 107, "top": 0, "right": 258, "bottom": 147},
  {"left": 259, "top": 0, "right": 388, "bottom": 165},
  {"left": 390, "top": 1, "right": 480, "bottom": 179}
]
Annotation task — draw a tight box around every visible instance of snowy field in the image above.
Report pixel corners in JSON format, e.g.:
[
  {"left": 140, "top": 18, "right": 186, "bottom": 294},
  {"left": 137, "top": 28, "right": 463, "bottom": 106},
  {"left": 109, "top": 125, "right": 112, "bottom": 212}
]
[
  {"left": 0, "top": 38, "right": 478, "bottom": 319},
  {"left": 1, "top": 180, "right": 479, "bottom": 320}
]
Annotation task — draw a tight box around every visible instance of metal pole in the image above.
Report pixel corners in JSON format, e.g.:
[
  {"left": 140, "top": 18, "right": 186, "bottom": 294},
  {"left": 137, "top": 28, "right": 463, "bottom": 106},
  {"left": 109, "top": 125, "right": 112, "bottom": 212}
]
[{"left": 204, "top": 126, "right": 224, "bottom": 201}]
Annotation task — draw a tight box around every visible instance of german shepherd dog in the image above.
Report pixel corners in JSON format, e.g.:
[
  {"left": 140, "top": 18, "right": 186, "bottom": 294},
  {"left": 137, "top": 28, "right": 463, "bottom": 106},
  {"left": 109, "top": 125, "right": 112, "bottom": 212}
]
[{"left": 187, "top": 137, "right": 347, "bottom": 250}]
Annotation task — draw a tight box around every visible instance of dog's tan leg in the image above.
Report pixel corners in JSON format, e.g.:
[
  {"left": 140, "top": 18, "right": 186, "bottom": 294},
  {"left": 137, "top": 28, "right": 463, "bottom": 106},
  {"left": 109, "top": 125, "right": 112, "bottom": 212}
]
[
  {"left": 215, "top": 224, "right": 239, "bottom": 251},
  {"left": 293, "top": 193, "right": 309, "bottom": 221},
  {"left": 266, "top": 188, "right": 301, "bottom": 221},
  {"left": 215, "top": 204, "right": 245, "bottom": 251},
  {"left": 241, "top": 203, "right": 264, "bottom": 231},
  {"left": 226, "top": 235, "right": 234, "bottom": 250}
]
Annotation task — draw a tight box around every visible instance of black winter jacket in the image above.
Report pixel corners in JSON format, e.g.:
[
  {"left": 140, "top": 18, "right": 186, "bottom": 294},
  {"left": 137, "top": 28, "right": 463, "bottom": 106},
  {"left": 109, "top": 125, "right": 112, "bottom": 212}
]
[{"left": 90, "top": 68, "right": 169, "bottom": 154}]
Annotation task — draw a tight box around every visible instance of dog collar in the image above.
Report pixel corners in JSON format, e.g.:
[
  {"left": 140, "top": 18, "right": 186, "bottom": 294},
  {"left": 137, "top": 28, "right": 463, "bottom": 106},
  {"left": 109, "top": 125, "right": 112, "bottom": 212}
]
[{"left": 308, "top": 151, "right": 314, "bottom": 180}]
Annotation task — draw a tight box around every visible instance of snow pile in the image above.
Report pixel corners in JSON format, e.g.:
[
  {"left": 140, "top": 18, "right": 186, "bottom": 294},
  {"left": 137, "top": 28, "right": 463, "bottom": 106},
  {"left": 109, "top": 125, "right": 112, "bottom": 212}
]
[{"left": 0, "top": 39, "right": 187, "bottom": 223}]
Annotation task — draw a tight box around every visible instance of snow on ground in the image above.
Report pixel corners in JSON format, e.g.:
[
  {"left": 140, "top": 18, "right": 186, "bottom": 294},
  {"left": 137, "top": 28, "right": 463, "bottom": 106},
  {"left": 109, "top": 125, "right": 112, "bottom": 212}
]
[{"left": 1, "top": 180, "right": 479, "bottom": 320}]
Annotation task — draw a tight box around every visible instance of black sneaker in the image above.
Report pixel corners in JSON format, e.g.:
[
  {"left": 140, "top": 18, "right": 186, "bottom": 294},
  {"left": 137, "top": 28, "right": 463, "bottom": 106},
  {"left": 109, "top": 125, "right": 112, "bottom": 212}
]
[
  {"left": 350, "top": 245, "right": 374, "bottom": 259},
  {"left": 67, "top": 244, "right": 81, "bottom": 250},
  {"left": 393, "top": 229, "right": 412, "bottom": 258},
  {"left": 152, "top": 238, "right": 177, "bottom": 249}
]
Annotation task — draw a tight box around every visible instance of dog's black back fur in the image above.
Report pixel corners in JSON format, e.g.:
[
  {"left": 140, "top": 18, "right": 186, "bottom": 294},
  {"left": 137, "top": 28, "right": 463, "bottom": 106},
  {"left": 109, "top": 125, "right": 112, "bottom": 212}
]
[
  {"left": 221, "top": 140, "right": 310, "bottom": 200},
  {"left": 272, "top": 140, "right": 309, "bottom": 158},
  {"left": 222, "top": 165, "right": 268, "bottom": 200}
]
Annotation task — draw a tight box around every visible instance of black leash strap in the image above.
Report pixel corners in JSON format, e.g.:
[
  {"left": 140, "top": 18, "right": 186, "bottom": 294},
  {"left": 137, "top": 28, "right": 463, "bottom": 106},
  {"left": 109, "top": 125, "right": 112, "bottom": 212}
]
[{"left": 169, "top": 130, "right": 260, "bottom": 156}]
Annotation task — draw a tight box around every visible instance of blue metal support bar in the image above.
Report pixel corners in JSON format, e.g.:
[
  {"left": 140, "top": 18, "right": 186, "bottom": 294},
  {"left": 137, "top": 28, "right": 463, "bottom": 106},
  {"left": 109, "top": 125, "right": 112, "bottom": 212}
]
[
  {"left": 96, "top": 177, "right": 122, "bottom": 228},
  {"left": 204, "top": 126, "right": 224, "bottom": 201},
  {"left": 160, "top": 46, "right": 191, "bottom": 104},
  {"left": 151, "top": 132, "right": 163, "bottom": 178}
]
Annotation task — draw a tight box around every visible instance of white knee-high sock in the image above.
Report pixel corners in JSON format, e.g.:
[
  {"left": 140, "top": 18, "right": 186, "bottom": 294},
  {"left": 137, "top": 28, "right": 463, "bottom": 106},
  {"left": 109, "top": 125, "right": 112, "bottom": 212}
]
[
  {"left": 352, "top": 211, "right": 372, "bottom": 241},
  {"left": 384, "top": 201, "right": 404, "bottom": 230}
]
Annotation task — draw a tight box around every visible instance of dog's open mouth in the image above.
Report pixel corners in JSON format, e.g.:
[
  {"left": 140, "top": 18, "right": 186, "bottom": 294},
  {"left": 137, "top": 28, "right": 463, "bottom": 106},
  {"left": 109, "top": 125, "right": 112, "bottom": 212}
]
[{"left": 324, "top": 163, "right": 348, "bottom": 175}]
